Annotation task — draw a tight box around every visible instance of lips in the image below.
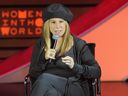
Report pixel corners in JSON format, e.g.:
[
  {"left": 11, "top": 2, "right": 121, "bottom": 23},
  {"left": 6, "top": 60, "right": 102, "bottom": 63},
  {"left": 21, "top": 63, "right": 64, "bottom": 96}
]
[
  {"left": 55, "top": 30, "right": 61, "bottom": 32},
  {"left": 54, "top": 30, "right": 62, "bottom": 34}
]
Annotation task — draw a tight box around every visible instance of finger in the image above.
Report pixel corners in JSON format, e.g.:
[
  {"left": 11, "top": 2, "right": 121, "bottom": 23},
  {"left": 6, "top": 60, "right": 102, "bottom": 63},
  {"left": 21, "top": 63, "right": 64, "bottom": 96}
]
[
  {"left": 48, "top": 50, "right": 56, "bottom": 56},
  {"left": 62, "top": 61, "right": 71, "bottom": 63},
  {"left": 49, "top": 54, "right": 55, "bottom": 58},
  {"left": 62, "top": 59, "right": 72, "bottom": 64},
  {"left": 49, "top": 51, "right": 56, "bottom": 55},
  {"left": 47, "top": 50, "right": 56, "bottom": 54},
  {"left": 49, "top": 57, "right": 55, "bottom": 59},
  {"left": 62, "top": 58, "right": 70, "bottom": 61},
  {"left": 62, "top": 58, "right": 69, "bottom": 61},
  {"left": 62, "top": 56, "right": 72, "bottom": 60},
  {"left": 63, "top": 56, "right": 71, "bottom": 58},
  {"left": 65, "top": 62, "right": 71, "bottom": 66},
  {"left": 62, "top": 57, "right": 71, "bottom": 61},
  {"left": 50, "top": 49, "right": 56, "bottom": 52},
  {"left": 62, "top": 59, "right": 71, "bottom": 63}
]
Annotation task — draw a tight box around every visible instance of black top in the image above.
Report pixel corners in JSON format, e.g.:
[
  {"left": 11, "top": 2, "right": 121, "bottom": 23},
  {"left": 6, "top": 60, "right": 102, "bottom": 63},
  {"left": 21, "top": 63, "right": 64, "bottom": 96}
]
[{"left": 40, "top": 46, "right": 76, "bottom": 78}]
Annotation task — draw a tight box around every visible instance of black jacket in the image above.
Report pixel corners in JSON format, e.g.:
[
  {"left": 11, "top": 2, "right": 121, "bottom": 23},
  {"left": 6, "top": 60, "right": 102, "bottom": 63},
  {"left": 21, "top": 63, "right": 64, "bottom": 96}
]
[{"left": 29, "top": 35, "right": 101, "bottom": 83}]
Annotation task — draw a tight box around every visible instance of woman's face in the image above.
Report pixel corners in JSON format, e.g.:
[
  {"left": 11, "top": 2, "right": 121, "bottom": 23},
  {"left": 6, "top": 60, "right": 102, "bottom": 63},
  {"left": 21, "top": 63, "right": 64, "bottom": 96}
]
[{"left": 49, "top": 18, "right": 66, "bottom": 37}]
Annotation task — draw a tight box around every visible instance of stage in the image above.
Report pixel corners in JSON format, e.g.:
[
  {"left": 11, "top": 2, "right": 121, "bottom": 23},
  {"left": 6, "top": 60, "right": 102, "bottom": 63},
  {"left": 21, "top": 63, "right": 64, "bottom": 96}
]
[{"left": 0, "top": 82, "right": 128, "bottom": 96}]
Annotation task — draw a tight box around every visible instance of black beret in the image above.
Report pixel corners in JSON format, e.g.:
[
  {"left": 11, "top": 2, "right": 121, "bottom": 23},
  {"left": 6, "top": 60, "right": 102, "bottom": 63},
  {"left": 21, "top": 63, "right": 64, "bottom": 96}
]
[{"left": 43, "top": 3, "right": 73, "bottom": 23}]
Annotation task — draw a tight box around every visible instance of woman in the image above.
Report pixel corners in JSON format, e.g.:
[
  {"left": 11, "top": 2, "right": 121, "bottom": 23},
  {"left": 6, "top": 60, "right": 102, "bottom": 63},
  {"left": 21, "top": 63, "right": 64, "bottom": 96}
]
[{"left": 29, "top": 3, "right": 101, "bottom": 96}]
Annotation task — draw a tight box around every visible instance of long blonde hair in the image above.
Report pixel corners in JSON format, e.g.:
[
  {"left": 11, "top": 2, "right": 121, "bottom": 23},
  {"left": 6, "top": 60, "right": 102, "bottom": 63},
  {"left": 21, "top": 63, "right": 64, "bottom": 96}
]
[{"left": 42, "top": 19, "right": 73, "bottom": 56}]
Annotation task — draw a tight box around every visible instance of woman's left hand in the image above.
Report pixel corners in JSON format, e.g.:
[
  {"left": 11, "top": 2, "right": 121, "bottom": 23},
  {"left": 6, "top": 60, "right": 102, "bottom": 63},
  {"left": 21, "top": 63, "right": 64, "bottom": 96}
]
[{"left": 62, "top": 56, "right": 74, "bottom": 69}]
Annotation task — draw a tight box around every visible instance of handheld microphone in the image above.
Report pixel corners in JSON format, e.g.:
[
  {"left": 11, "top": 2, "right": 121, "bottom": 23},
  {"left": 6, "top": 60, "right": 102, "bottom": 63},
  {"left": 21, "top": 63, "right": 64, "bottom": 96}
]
[
  {"left": 52, "top": 34, "right": 59, "bottom": 49},
  {"left": 49, "top": 35, "right": 59, "bottom": 63}
]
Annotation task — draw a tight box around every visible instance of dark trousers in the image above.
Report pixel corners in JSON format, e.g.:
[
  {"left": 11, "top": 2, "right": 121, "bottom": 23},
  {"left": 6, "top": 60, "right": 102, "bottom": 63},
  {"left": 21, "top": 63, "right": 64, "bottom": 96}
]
[{"left": 30, "top": 73, "right": 86, "bottom": 96}]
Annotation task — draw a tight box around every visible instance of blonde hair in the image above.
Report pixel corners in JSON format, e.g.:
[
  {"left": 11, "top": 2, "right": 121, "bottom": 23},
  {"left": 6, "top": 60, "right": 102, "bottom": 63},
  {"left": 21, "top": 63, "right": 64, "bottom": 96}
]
[{"left": 42, "top": 19, "right": 73, "bottom": 56}]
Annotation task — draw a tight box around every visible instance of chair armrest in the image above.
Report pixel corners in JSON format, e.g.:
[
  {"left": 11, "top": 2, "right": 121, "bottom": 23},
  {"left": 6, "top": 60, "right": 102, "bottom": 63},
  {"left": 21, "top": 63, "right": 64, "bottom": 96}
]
[
  {"left": 97, "top": 78, "right": 101, "bottom": 96},
  {"left": 91, "top": 78, "right": 101, "bottom": 96},
  {"left": 24, "top": 74, "right": 30, "bottom": 85},
  {"left": 24, "top": 74, "right": 31, "bottom": 96}
]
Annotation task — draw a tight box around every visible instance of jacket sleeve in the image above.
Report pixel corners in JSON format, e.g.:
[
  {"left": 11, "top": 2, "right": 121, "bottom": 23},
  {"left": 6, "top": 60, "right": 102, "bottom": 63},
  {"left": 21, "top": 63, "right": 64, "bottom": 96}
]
[
  {"left": 29, "top": 39, "right": 43, "bottom": 83},
  {"left": 72, "top": 42, "right": 101, "bottom": 79}
]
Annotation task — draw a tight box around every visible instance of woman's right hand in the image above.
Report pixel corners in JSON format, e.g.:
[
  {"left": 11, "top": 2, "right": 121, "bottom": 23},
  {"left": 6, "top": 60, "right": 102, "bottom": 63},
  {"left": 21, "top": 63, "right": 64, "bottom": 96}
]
[{"left": 45, "top": 49, "right": 56, "bottom": 60}]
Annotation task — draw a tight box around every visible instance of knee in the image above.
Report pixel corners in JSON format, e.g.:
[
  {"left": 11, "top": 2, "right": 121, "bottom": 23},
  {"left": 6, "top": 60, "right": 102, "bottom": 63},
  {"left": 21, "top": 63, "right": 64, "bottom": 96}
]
[{"left": 46, "top": 89, "right": 61, "bottom": 96}]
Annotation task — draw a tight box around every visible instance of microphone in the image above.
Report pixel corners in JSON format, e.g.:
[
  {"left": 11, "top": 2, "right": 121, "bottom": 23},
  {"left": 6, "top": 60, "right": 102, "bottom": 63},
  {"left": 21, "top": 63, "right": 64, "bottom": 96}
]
[
  {"left": 52, "top": 34, "right": 59, "bottom": 49},
  {"left": 49, "top": 35, "right": 59, "bottom": 63}
]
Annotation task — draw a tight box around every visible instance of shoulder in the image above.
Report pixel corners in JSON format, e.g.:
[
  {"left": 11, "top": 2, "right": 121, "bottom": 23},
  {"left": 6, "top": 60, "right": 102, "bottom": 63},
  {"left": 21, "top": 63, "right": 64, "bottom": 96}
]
[
  {"left": 72, "top": 35, "right": 87, "bottom": 47},
  {"left": 35, "top": 37, "right": 45, "bottom": 48}
]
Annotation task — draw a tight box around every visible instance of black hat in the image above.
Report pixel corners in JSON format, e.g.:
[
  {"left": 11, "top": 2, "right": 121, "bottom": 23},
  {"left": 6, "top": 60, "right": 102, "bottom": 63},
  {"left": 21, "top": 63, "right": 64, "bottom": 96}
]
[{"left": 43, "top": 3, "right": 73, "bottom": 23}]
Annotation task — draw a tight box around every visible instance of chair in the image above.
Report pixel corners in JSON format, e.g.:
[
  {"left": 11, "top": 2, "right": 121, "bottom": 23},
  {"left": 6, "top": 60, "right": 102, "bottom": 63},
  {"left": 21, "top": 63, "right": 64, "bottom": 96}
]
[
  {"left": 87, "top": 43, "right": 101, "bottom": 96},
  {"left": 24, "top": 43, "right": 101, "bottom": 96}
]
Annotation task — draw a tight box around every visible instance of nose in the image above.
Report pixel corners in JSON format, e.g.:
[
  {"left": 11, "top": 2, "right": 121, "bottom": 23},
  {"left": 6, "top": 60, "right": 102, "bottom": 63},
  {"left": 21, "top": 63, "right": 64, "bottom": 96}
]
[{"left": 55, "top": 22, "right": 60, "bottom": 28}]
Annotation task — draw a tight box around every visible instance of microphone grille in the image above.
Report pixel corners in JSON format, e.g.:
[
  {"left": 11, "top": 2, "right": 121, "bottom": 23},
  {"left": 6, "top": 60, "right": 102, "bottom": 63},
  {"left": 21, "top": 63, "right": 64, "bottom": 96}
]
[{"left": 52, "top": 35, "right": 59, "bottom": 40}]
